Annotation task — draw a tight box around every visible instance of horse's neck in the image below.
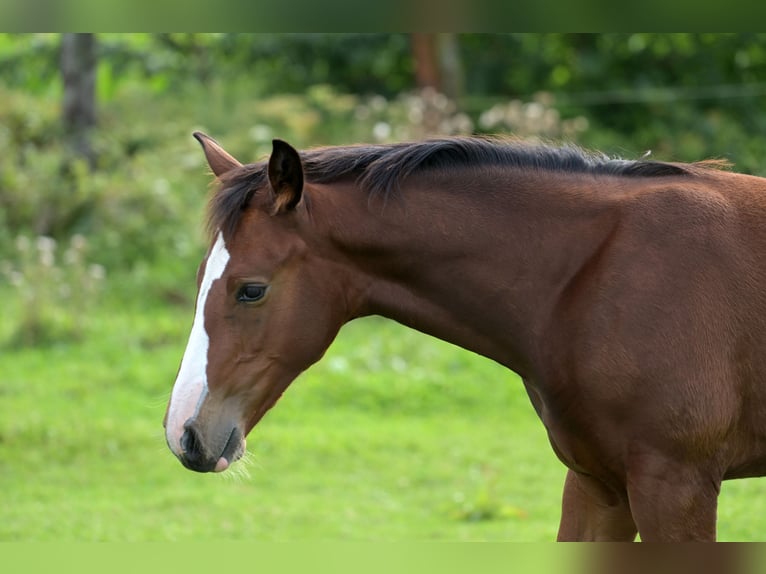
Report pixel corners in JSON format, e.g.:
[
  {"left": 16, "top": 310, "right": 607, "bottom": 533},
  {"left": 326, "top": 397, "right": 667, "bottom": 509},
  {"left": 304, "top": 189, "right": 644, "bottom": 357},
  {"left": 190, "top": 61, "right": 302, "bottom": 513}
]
[{"left": 311, "top": 174, "right": 616, "bottom": 375}]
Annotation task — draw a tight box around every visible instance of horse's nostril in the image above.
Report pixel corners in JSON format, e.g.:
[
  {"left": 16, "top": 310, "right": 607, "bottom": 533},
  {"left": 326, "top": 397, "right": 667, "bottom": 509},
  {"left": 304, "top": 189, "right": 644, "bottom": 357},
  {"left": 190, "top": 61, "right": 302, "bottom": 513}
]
[
  {"left": 177, "top": 419, "right": 222, "bottom": 473},
  {"left": 180, "top": 423, "right": 203, "bottom": 464}
]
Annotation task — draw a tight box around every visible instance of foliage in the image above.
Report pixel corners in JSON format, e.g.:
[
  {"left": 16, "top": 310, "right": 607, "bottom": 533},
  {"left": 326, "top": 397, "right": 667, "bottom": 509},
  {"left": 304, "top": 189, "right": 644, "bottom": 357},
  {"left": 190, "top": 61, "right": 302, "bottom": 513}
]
[
  {"left": 0, "top": 93, "right": 197, "bottom": 291},
  {"left": 0, "top": 34, "right": 415, "bottom": 100},
  {"left": 3, "top": 33, "right": 766, "bottom": 173},
  {"left": 0, "top": 34, "right": 61, "bottom": 96},
  {"left": 1, "top": 234, "right": 105, "bottom": 346},
  {"left": 477, "top": 92, "right": 589, "bottom": 140}
]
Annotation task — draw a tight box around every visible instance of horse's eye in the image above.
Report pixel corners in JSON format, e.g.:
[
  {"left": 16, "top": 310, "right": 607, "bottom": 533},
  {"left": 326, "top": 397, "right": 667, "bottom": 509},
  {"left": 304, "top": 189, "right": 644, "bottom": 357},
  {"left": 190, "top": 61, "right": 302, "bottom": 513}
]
[{"left": 237, "top": 284, "right": 267, "bottom": 303}]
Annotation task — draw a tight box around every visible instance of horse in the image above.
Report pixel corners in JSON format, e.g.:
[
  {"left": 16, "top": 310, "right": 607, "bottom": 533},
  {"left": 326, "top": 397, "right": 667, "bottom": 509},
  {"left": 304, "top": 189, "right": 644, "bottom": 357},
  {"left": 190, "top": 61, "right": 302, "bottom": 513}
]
[{"left": 164, "top": 131, "right": 766, "bottom": 541}]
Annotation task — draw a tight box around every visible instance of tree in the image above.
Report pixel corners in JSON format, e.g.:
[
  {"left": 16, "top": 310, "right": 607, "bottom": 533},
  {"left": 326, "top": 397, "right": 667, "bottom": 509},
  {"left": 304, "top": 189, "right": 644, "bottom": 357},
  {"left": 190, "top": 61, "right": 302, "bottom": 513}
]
[
  {"left": 60, "top": 33, "right": 97, "bottom": 167},
  {"left": 410, "top": 33, "right": 464, "bottom": 100}
]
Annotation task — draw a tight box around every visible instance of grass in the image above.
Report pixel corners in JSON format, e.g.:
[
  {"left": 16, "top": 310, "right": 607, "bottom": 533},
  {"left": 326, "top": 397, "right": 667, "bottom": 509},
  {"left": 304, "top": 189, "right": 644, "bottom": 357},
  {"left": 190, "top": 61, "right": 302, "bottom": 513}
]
[
  {"left": 0, "top": 281, "right": 564, "bottom": 541},
  {"left": 2, "top": 277, "right": 766, "bottom": 541}
]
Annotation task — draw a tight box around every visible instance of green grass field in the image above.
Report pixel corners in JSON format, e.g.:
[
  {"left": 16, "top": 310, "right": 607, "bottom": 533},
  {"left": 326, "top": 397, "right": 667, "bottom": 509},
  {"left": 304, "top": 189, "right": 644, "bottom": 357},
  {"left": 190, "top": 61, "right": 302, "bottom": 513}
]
[{"left": 1, "top": 276, "right": 765, "bottom": 542}]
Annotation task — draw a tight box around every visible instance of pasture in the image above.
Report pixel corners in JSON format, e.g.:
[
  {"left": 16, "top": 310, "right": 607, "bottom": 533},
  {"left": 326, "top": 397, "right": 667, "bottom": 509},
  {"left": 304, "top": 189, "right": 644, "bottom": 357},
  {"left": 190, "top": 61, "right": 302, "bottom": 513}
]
[{"left": 1, "top": 280, "right": 765, "bottom": 541}]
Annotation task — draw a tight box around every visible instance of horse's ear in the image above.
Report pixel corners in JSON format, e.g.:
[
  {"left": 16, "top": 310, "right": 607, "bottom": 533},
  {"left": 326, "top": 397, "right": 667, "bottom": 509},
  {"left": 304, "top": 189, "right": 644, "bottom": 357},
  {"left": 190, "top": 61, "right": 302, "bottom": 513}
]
[
  {"left": 193, "top": 132, "right": 242, "bottom": 177},
  {"left": 268, "top": 139, "right": 303, "bottom": 214}
]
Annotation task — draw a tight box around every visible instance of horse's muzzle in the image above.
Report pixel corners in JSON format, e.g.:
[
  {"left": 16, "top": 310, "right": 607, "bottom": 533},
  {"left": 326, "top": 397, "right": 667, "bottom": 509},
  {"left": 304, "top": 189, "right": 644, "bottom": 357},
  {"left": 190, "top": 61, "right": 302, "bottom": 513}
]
[{"left": 178, "top": 420, "right": 243, "bottom": 473}]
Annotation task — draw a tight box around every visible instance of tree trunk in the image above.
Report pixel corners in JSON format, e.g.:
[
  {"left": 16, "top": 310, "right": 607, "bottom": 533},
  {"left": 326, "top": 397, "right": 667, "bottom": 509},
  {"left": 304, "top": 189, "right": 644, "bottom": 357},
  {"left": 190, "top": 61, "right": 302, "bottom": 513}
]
[
  {"left": 411, "top": 33, "right": 464, "bottom": 100},
  {"left": 411, "top": 33, "right": 441, "bottom": 91},
  {"left": 61, "top": 33, "right": 97, "bottom": 168}
]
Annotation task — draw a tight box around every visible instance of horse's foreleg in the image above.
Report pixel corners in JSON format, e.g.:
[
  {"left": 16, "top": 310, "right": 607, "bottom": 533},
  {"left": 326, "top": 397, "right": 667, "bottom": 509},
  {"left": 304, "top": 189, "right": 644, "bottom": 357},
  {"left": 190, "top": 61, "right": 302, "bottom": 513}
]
[
  {"left": 626, "top": 452, "right": 720, "bottom": 542},
  {"left": 557, "top": 469, "right": 637, "bottom": 541}
]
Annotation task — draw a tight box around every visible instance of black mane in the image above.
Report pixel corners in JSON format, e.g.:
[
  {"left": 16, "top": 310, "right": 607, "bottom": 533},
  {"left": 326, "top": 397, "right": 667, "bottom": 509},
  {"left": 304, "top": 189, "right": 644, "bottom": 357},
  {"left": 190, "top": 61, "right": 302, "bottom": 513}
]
[
  {"left": 308, "top": 136, "right": 692, "bottom": 193},
  {"left": 209, "top": 136, "right": 696, "bottom": 236}
]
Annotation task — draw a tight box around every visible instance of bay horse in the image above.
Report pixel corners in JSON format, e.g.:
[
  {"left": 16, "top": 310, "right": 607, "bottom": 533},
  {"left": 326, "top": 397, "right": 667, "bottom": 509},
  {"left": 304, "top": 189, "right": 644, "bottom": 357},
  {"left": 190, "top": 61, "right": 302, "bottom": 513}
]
[{"left": 165, "top": 132, "right": 766, "bottom": 541}]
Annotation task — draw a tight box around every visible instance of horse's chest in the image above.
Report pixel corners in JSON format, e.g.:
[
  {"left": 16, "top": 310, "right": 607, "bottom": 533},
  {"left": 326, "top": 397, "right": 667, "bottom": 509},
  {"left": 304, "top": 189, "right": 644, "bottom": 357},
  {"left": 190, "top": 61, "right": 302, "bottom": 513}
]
[{"left": 521, "top": 377, "right": 626, "bottom": 478}]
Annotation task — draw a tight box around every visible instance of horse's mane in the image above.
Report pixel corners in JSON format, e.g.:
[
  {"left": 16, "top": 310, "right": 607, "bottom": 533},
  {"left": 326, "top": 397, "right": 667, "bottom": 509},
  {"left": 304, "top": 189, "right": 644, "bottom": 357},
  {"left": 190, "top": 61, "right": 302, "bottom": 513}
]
[{"left": 209, "top": 136, "right": 728, "bottom": 236}]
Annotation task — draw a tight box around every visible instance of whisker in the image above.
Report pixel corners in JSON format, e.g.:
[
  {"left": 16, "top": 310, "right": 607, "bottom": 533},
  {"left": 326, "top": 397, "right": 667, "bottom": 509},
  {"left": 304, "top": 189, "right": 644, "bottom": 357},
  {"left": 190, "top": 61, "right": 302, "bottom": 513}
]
[{"left": 144, "top": 392, "right": 172, "bottom": 410}]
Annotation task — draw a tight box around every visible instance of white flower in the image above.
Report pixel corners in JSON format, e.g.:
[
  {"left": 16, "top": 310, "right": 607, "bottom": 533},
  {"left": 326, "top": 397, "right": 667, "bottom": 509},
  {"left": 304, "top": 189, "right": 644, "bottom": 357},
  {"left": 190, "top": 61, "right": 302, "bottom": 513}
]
[
  {"left": 249, "top": 124, "right": 272, "bottom": 142},
  {"left": 153, "top": 178, "right": 170, "bottom": 196},
  {"left": 8, "top": 270, "right": 23, "bottom": 287},
  {"left": 368, "top": 95, "right": 387, "bottom": 112},
  {"left": 15, "top": 235, "right": 30, "bottom": 253},
  {"left": 88, "top": 264, "right": 106, "bottom": 281},
  {"left": 36, "top": 236, "right": 57, "bottom": 255},
  {"left": 372, "top": 122, "right": 391, "bottom": 141},
  {"left": 70, "top": 234, "right": 86, "bottom": 251}
]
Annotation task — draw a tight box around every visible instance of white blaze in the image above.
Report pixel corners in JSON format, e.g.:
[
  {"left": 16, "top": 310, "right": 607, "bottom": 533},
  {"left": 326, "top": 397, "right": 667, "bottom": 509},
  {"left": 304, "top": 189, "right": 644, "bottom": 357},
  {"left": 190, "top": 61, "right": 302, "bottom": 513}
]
[{"left": 166, "top": 232, "right": 230, "bottom": 454}]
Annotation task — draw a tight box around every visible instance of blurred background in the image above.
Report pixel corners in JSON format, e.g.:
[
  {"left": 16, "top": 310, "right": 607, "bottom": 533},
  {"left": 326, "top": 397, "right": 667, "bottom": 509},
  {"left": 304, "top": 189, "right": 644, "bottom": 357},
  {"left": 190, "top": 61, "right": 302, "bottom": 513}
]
[{"left": 2, "top": 33, "right": 766, "bottom": 541}]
